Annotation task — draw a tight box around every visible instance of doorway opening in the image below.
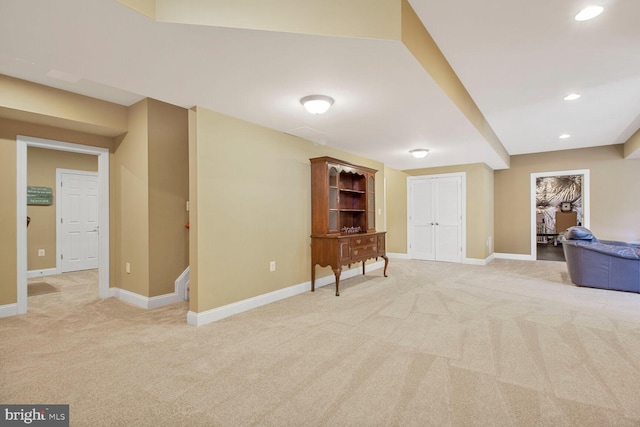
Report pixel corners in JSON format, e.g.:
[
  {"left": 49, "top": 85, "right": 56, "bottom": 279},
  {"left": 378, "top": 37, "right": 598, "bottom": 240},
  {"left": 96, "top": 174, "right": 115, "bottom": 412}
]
[
  {"left": 17, "top": 135, "right": 110, "bottom": 314},
  {"left": 530, "top": 169, "right": 590, "bottom": 261}
]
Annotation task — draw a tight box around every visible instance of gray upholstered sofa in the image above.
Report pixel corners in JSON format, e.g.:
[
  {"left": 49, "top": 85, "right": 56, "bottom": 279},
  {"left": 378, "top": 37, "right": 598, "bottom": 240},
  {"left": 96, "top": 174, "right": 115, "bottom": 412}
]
[{"left": 561, "top": 226, "right": 640, "bottom": 293}]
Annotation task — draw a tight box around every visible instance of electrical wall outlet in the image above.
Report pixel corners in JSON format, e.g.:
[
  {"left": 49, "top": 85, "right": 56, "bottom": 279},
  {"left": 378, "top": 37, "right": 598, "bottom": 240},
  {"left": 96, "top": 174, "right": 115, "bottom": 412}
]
[
  {"left": 269, "top": 261, "right": 276, "bottom": 272},
  {"left": 125, "top": 262, "right": 131, "bottom": 274},
  {"left": 38, "top": 249, "right": 45, "bottom": 257}
]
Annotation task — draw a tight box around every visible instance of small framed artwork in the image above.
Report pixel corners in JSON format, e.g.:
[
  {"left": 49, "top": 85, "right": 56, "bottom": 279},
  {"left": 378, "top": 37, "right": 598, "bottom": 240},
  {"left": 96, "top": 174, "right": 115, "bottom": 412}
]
[{"left": 561, "top": 202, "right": 571, "bottom": 212}]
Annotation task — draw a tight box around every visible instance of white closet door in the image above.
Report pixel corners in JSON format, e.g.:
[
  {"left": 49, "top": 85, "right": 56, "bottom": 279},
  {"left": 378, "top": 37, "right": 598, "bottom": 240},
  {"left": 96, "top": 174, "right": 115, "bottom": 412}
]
[
  {"left": 409, "top": 178, "right": 435, "bottom": 260},
  {"left": 435, "top": 176, "right": 462, "bottom": 262},
  {"left": 409, "top": 175, "right": 462, "bottom": 263}
]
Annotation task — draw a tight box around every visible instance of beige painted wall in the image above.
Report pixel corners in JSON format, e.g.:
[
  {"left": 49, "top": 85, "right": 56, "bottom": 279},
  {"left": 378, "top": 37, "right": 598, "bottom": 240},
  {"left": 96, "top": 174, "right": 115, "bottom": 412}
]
[
  {"left": 624, "top": 128, "right": 640, "bottom": 158},
  {"left": 403, "top": 163, "right": 493, "bottom": 260},
  {"left": 0, "top": 118, "right": 114, "bottom": 306},
  {"left": 27, "top": 147, "right": 98, "bottom": 271},
  {"left": 147, "top": 99, "right": 189, "bottom": 297},
  {"left": 111, "top": 99, "right": 189, "bottom": 297},
  {"left": 0, "top": 130, "right": 17, "bottom": 305},
  {"left": 482, "top": 164, "right": 495, "bottom": 257},
  {"left": 384, "top": 166, "right": 408, "bottom": 254},
  {"left": 112, "top": 100, "right": 150, "bottom": 296},
  {"left": 187, "top": 109, "right": 200, "bottom": 308},
  {"left": 0, "top": 75, "right": 128, "bottom": 137},
  {"left": 494, "top": 145, "right": 640, "bottom": 255},
  {"left": 189, "top": 107, "right": 385, "bottom": 313}
]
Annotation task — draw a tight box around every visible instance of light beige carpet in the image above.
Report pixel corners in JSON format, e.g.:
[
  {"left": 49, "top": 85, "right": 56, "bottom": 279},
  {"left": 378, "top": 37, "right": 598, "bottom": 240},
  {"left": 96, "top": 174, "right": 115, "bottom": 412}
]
[
  {"left": 2, "top": 260, "right": 640, "bottom": 426},
  {"left": 27, "top": 281, "right": 58, "bottom": 296}
]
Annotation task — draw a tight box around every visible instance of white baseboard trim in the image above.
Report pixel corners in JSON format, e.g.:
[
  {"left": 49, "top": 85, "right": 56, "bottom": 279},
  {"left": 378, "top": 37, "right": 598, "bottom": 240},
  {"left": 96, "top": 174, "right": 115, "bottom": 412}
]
[
  {"left": 464, "top": 253, "right": 495, "bottom": 265},
  {"left": 109, "top": 287, "right": 148, "bottom": 308},
  {"left": 109, "top": 287, "right": 186, "bottom": 309},
  {"left": 27, "top": 268, "right": 58, "bottom": 279},
  {"left": 387, "top": 252, "right": 410, "bottom": 259},
  {"left": 148, "top": 290, "right": 186, "bottom": 310},
  {"left": 389, "top": 252, "right": 493, "bottom": 265},
  {"left": 110, "top": 266, "right": 190, "bottom": 309},
  {"left": 187, "top": 260, "right": 385, "bottom": 327},
  {"left": 0, "top": 303, "right": 18, "bottom": 318},
  {"left": 494, "top": 252, "right": 535, "bottom": 261}
]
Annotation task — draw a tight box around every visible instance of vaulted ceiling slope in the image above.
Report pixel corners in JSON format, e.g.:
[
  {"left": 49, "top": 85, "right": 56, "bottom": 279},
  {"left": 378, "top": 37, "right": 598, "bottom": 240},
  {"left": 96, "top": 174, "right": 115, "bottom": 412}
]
[{"left": 0, "top": 0, "right": 638, "bottom": 170}]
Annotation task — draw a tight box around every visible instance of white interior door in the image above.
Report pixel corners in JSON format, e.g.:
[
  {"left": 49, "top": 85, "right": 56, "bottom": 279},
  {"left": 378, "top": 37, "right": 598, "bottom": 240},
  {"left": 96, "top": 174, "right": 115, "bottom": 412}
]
[
  {"left": 434, "top": 176, "right": 462, "bottom": 262},
  {"left": 59, "top": 170, "right": 99, "bottom": 272},
  {"left": 409, "top": 175, "right": 462, "bottom": 263},
  {"left": 409, "top": 178, "right": 436, "bottom": 260}
]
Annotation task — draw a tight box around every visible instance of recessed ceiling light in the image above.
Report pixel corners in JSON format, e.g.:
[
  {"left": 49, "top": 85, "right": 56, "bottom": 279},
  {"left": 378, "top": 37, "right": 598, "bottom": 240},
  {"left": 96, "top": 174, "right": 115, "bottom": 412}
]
[
  {"left": 559, "top": 134, "right": 571, "bottom": 139},
  {"left": 575, "top": 5, "right": 604, "bottom": 21},
  {"left": 563, "top": 93, "right": 581, "bottom": 101},
  {"left": 409, "top": 149, "right": 430, "bottom": 158}
]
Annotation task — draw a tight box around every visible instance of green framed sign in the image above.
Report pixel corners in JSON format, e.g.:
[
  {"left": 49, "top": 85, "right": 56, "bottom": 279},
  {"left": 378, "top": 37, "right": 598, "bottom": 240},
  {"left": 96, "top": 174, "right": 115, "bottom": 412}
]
[{"left": 27, "top": 186, "right": 53, "bottom": 205}]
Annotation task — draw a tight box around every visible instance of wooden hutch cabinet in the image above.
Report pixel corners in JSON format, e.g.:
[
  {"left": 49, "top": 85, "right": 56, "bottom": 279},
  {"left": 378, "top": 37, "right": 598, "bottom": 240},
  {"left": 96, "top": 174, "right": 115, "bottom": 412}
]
[{"left": 310, "top": 156, "right": 388, "bottom": 296}]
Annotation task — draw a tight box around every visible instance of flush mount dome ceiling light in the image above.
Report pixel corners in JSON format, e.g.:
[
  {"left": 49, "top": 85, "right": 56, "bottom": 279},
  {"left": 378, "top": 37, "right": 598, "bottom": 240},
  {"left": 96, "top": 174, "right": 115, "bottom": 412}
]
[
  {"left": 559, "top": 134, "right": 571, "bottom": 139},
  {"left": 575, "top": 5, "right": 604, "bottom": 21},
  {"left": 300, "top": 95, "right": 334, "bottom": 114},
  {"left": 564, "top": 93, "right": 581, "bottom": 101},
  {"left": 410, "top": 149, "right": 430, "bottom": 158}
]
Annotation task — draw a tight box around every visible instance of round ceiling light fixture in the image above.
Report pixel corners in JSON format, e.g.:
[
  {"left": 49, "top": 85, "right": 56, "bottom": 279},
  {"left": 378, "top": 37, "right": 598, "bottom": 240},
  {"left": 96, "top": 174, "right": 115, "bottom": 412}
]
[
  {"left": 409, "top": 149, "right": 430, "bottom": 158},
  {"left": 563, "top": 93, "right": 581, "bottom": 101},
  {"left": 300, "top": 95, "right": 334, "bottom": 114},
  {"left": 575, "top": 5, "right": 603, "bottom": 21}
]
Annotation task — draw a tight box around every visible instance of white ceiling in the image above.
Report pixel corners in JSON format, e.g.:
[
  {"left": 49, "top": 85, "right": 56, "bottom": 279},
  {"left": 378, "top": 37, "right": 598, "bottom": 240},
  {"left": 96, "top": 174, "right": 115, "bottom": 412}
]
[{"left": 1, "top": 0, "right": 638, "bottom": 171}]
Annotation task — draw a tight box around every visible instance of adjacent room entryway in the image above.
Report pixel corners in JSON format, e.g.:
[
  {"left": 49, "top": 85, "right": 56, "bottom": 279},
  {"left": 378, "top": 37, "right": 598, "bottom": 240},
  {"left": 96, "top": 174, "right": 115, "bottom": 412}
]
[
  {"left": 16, "top": 135, "right": 110, "bottom": 315},
  {"left": 531, "top": 169, "right": 590, "bottom": 261}
]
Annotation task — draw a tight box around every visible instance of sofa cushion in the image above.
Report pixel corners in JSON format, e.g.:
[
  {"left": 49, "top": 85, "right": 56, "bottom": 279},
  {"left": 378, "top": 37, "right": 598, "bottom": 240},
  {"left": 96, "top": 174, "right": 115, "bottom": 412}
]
[{"left": 564, "top": 226, "right": 596, "bottom": 241}]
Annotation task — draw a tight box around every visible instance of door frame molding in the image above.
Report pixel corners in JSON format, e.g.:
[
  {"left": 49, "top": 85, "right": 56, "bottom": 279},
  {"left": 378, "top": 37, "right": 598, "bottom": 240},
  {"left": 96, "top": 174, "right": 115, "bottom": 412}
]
[
  {"left": 407, "top": 172, "right": 466, "bottom": 261},
  {"left": 56, "top": 169, "right": 100, "bottom": 274},
  {"left": 16, "top": 135, "right": 110, "bottom": 314},
  {"left": 530, "top": 169, "right": 590, "bottom": 260}
]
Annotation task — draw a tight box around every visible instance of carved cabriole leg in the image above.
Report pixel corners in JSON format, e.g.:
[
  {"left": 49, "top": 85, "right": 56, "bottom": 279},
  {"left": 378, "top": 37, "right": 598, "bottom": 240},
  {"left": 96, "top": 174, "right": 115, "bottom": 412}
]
[
  {"left": 333, "top": 267, "right": 342, "bottom": 296},
  {"left": 382, "top": 255, "right": 389, "bottom": 277},
  {"left": 311, "top": 263, "right": 316, "bottom": 292}
]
